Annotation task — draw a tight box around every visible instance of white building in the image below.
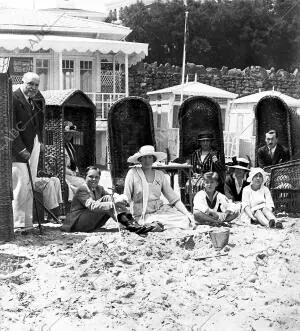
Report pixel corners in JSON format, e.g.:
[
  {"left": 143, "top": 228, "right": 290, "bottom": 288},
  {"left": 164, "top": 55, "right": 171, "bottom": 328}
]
[
  {"left": 147, "top": 81, "right": 238, "bottom": 159},
  {"left": 0, "top": 7, "right": 148, "bottom": 165}
]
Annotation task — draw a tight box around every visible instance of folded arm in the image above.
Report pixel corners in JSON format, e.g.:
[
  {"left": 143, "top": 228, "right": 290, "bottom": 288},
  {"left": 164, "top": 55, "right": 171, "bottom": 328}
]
[{"left": 77, "top": 188, "right": 113, "bottom": 212}]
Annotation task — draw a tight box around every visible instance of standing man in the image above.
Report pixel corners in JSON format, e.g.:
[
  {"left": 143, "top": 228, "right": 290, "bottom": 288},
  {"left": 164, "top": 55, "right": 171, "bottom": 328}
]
[
  {"left": 12, "top": 72, "right": 44, "bottom": 228},
  {"left": 257, "top": 129, "right": 290, "bottom": 168}
]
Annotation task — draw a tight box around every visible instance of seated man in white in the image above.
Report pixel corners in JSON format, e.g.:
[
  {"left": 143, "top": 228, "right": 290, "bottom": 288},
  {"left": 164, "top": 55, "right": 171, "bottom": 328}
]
[{"left": 34, "top": 175, "right": 63, "bottom": 218}]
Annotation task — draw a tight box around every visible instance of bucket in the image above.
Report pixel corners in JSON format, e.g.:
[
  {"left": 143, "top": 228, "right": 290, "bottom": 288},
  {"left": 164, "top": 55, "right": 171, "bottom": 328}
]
[{"left": 209, "top": 228, "right": 230, "bottom": 250}]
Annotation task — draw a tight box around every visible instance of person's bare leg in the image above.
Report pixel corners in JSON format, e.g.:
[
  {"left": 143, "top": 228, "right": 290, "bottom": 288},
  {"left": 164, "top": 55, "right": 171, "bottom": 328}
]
[
  {"left": 262, "top": 207, "right": 283, "bottom": 228},
  {"left": 254, "top": 209, "right": 274, "bottom": 227},
  {"left": 262, "top": 207, "right": 276, "bottom": 221}
]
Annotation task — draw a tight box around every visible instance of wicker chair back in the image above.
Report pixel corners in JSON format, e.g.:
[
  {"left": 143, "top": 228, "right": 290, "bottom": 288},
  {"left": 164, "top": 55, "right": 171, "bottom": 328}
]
[
  {"left": 290, "top": 110, "right": 300, "bottom": 159},
  {"left": 0, "top": 59, "right": 14, "bottom": 241},
  {"left": 108, "top": 97, "right": 156, "bottom": 193},
  {"left": 178, "top": 96, "right": 225, "bottom": 186},
  {"left": 41, "top": 90, "right": 96, "bottom": 207},
  {"left": 254, "top": 96, "right": 295, "bottom": 165},
  {"left": 268, "top": 159, "right": 300, "bottom": 214}
]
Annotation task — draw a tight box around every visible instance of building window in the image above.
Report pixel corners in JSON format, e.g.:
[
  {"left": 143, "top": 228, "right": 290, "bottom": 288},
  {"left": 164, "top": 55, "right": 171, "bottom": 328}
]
[
  {"left": 100, "top": 58, "right": 122, "bottom": 93},
  {"left": 9, "top": 57, "right": 33, "bottom": 84},
  {"left": 80, "top": 61, "right": 92, "bottom": 92},
  {"left": 36, "top": 59, "right": 49, "bottom": 90},
  {"left": 62, "top": 60, "right": 74, "bottom": 89}
]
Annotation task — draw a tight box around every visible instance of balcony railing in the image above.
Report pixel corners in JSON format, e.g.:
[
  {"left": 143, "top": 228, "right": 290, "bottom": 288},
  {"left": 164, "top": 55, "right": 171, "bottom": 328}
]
[{"left": 86, "top": 92, "right": 126, "bottom": 120}]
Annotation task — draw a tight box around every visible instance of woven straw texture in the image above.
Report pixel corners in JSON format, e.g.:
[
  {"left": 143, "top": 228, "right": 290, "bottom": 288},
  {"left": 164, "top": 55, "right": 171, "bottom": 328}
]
[
  {"left": 108, "top": 97, "right": 156, "bottom": 193},
  {"left": 178, "top": 96, "right": 225, "bottom": 188},
  {"left": 41, "top": 90, "right": 96, "bottom": 209},
  {"left": 254, "top": 96, "right": 297, "bottom": 165},
  {"left": 268, "top": 159, "right": 300, "bottom": 214},
  {"left": 0, "top": 59, "right": 14, "bottom": 241},
  {"left": 290, "top": 110, "right": 300, "bottom": 159}
]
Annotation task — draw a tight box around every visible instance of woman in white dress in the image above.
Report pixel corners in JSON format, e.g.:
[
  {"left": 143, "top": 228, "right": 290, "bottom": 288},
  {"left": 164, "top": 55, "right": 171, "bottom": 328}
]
[{"left": 124, "top": 145, "right": 194, "bottom": 229}]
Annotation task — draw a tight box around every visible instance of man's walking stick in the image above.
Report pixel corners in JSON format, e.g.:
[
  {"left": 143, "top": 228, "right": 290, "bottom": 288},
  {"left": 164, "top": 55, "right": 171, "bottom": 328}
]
[
  {"left": 110, "top": 189, "right": 122, "bottom": 236},
  {"left": 26, "top": 162, "right": 43, "bottom": 234}
]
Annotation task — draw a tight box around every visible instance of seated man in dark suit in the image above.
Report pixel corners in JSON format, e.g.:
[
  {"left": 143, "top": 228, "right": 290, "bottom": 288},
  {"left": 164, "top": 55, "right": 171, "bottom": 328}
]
[{"left": 257, "top": 129, "right": 290, "bottom": 168}]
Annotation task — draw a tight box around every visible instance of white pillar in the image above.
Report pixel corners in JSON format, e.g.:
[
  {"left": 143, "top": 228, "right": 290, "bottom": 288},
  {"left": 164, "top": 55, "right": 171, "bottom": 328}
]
[
  {"left": 95, "top": 52, "right": 100, "bottom": 92},
  {"left": 113, "top": 55, "right": 116, "bottom": 95},
  {"left": 225, "top": 99, "right": 231, "bottom": 131},
  {"left": 58, "top": 52, "right": 63, "bottom": 90},
  {"left": 125, "top": 53, "right": 129, "bottom": 97}
]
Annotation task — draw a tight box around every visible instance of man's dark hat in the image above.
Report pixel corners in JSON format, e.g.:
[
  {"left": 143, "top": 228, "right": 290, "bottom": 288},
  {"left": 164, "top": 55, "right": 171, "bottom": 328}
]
[{"left": 198, "top": 132, "right": 215, "bottom": 141}]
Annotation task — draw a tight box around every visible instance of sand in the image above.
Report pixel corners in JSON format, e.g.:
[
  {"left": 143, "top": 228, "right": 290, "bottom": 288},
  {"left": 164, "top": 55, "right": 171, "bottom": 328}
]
[{"left": 0, "top": 216, "right": 299, "bottom": 331}]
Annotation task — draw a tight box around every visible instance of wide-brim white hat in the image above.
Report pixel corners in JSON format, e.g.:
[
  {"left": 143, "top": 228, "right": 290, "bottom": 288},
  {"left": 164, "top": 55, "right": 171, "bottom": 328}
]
[
  {"left": 127, "top": 145, "right": 167, "bottom": 164},
  {"left": 247, "top": 167, "right": 267, "bottom": 184},
  {"left": 228, "top": 157, "right": 250, "bottom": 171}
]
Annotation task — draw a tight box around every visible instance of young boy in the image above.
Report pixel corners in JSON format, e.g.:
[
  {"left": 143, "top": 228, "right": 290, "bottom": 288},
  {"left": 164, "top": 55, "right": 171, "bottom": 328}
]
[{"left": 193, "top": 172, "right": 238, "bottom": 226}]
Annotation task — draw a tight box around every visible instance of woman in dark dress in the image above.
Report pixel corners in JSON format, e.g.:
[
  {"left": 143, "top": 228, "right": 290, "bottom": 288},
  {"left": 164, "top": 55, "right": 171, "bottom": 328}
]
[
  {"left": 224, "top": 157, "right": 250, "bottom": 204},
  {"left": 189, "top": 132, "right": 225, "bottom": 194}
]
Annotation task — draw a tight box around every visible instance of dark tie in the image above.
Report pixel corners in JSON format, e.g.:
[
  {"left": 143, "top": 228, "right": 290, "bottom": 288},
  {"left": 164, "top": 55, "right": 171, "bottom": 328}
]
[
  {"left": 27, "top": 97, "right": 37, "bottom": 128},
  {"left": 28, "top": 97, "right": 33, "bottom": 109}
]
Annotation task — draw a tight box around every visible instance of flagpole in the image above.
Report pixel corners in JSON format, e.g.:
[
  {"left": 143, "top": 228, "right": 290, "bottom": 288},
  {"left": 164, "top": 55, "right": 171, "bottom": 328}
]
[{"left": 180, "top": 9, "right": 189, "bottom": 104}]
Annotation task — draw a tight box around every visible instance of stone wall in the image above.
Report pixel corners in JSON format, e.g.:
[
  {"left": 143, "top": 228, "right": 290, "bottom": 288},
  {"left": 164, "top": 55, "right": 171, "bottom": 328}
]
[{"left": 129, "top": 62, "right": 300, "bottom": 99}]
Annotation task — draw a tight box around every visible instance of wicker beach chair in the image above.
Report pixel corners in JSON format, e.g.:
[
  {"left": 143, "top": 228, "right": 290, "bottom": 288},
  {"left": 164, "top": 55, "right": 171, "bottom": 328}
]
[
  {"left": 254, "top": 95, "right": 297, "bottom": 166},
  {"left": 178, "top": 96, "right": 226, "bottom": 206},
  {"left": 290, "top": 109, "right": 300, "bottom": 160},
  {"left": 41, "top": 89, "right": 96, "bottom": 210},
  {"left": 0, "top": 58, "right": 14, "bottom": 241},
  {"left": 268, "top": 159, "right": 300, "bottom": 214},
  {"left": 108, "top": 97, "right": 156, "bottom": 193}
]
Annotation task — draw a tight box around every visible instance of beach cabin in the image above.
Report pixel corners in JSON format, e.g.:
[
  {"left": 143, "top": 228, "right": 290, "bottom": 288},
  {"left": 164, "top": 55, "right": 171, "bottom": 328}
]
[
  {"left": 147, "top": 81, "right": 237, "bottom": 160},
  {"left": 228, "top": 90, "right": 300, "bottom": 163}
]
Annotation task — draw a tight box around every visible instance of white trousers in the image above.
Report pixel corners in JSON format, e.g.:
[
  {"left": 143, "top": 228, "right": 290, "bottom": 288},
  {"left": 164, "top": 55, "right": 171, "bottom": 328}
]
[
  {"left": 12, "top": 136, "right": 40, "bottom": 228},
  {"left": 34, "top": 177, "right": 63, "bottom": 210},
  {"left": 65, "top": 173, "right": 86, "bottom": 201}
]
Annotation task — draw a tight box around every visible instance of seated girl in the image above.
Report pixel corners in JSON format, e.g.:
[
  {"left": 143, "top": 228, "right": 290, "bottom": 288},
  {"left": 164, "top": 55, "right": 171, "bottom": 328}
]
[
  {"left": 124, "top": 145, "right": 194, "bottom": 229},
  {"left": 241, "top": 167, "right": 282, "bottom": 228},
  {"left": 193, "top": 172, "right": 239, "bottom": 226}
]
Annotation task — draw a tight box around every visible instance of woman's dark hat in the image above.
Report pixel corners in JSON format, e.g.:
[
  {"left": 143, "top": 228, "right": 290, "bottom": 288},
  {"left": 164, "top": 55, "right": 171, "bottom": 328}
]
[{"left": 198, "top": 132, "right": 215, "bottom": 141}]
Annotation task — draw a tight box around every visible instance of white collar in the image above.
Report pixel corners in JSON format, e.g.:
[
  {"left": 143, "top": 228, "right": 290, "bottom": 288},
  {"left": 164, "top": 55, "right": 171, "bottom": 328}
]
[
  {"left": 205, "top": 190, "right": 218, "bottom": 201},
  {"left": 20, "top": 87, "right": 30, "bottom": 101}
]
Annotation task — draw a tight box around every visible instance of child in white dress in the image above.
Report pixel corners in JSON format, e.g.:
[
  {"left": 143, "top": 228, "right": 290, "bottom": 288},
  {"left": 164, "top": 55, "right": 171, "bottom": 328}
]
[{"left": 241, "top": 167, "right": 282, "bottom": 228}]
